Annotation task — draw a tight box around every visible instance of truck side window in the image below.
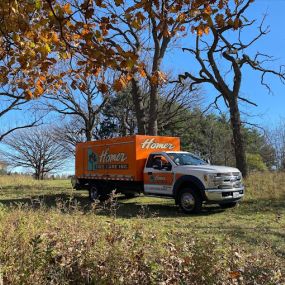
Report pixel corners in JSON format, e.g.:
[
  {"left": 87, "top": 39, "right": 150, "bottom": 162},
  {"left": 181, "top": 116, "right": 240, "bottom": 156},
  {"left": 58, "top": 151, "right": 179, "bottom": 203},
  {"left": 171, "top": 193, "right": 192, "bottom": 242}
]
[
  {"left": 146, "top": 154, "right": 157, "bottom": 168},
  {"left": 146, "top": 155, "right": 171, "bottom": 170}
]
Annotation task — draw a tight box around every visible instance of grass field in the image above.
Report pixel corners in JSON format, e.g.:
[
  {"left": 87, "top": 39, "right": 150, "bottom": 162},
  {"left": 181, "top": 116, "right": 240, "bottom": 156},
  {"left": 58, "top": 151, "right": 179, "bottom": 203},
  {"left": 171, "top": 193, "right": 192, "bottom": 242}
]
[{"left": 0, "top": 173, "right": 284, "bottom": 284}]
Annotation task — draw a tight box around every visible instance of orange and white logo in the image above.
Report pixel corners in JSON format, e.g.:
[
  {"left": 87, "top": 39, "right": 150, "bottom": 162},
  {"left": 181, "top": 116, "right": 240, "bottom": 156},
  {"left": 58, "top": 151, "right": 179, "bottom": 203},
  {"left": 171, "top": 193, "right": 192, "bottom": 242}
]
[{"left": 141, "top": 138, "right": 174, "bottom": 150}]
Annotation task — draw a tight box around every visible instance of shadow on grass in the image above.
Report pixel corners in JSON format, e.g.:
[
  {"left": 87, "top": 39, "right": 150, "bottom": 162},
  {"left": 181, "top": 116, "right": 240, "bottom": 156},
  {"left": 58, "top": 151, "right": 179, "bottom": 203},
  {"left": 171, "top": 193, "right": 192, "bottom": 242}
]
[
  {"left": 1, "top": 193, "right": 284, "bottom": 220},
  {"left": 0, "top": 193, "right": 88, "bottom": 210},
  {"left": 237, "top": 199, "right": 285, "bottom": 215},
  {"left": 0, "top": 192, "right": 225, "bottom": 218}
]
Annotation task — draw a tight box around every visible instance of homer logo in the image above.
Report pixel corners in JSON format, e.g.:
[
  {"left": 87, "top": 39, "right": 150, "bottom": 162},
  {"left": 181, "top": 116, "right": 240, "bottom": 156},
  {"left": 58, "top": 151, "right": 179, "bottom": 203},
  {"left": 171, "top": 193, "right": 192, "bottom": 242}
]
[
  {"left": 149, "top": 174, "right": 167, "bottom": 184},
  {"left": 88, "top": 149, "right": 98, "bottom": 171},
  {"left": 87, "top": 148, "right": 129, "bottom": 170},
  {"left": 141, "top": 138, "right": 174, "bottom": 150}
]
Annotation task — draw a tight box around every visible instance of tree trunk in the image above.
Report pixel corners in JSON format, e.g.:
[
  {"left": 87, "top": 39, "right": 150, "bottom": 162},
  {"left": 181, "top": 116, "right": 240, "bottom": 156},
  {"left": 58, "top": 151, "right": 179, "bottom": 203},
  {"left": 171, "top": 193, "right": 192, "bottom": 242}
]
[
  {"left": 35, "top": 168, "right": 40, "bottom": 180},
  {"left": 148, "top": 83, "right": 159, "bottom": 135},
  {"left": 85, "top": 126, "right": 92, "bottom": 141},
  {"left": 229, "top": 97, "right": 248, "bottom": 177},
  {"left": 131, "top": 78, "right": 146, "bottom": 134},
  {"left": 120, "top": 117, "right": 127, "bottom": 136}
]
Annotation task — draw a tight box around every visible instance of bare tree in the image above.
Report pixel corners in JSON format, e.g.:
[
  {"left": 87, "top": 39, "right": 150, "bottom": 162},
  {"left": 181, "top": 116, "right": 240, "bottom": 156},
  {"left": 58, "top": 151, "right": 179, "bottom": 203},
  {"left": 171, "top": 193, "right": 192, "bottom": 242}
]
[
  {"left": 97, "top": 78, "right": 201, "bottom": 138},
  {"left": 3, "top": 128, "right": 69, "bottom": 180},
  {"left": 0, "top": 88, "right": 41, "bottom": 141},
  {"left": 52, "top": 117, "right": 88, "bottom": 155},
  {"left": 44, "top": 74, "right": 109, "bottom": 142},
  {"left": 82, "top": 0, "right": 194, "bottom": 135},
  {"left": 157, "top": 79, "right": 202, "bottom": 132},
  {"left": 178, "top": 1, "right": 285, "bottom": 177},
  {"left": 267, "top": 119, "right": 285, "bottom": 170}
]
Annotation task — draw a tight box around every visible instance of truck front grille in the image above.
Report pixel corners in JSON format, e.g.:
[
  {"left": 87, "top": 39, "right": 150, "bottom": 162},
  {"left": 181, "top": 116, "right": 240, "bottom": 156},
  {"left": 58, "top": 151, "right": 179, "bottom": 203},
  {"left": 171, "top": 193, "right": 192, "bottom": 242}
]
[{"left": 215, "top": 172, "right": 242, "bottom": 190}]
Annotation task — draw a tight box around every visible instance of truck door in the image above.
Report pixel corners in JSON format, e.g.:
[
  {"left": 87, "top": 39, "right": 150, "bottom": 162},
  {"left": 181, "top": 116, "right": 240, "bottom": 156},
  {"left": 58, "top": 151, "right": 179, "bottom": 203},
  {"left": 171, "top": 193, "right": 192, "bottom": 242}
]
[{"left": 144, "top": 154, "right": 174, "bottom": 195}]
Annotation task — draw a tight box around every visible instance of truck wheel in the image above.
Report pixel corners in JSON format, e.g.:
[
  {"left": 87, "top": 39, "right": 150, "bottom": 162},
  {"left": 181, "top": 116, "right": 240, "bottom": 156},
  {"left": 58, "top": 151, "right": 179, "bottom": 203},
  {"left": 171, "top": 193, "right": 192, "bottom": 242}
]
[
  {"left": 89, "top": 185, "right": 99, "bottom": 202},
  {"left": 219, "top": 202, "right": 237, "bottom": 209},
  {"left": 179, "top": 188, "right": 202, "bottom": 214}
]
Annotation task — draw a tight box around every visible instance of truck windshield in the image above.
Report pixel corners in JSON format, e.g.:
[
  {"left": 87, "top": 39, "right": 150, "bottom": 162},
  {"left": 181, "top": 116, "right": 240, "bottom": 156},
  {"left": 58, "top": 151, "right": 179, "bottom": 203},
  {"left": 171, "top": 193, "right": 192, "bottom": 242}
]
[{"left": 168, "top": 152, "right": 208, "bottom": 166}]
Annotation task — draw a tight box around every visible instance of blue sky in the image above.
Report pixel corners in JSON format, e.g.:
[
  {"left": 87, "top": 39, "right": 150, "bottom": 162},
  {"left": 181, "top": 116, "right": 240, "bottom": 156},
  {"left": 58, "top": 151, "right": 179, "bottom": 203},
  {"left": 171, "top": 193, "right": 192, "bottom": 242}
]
[
  {"left": 2, "top": 0, "right": 284, "bottom": 130},
  {"left": 165, "top": 0, "right": 285, "bottom": 127},
  {"left": 1, "top": 0, "right": 285, "bottom": 174}
]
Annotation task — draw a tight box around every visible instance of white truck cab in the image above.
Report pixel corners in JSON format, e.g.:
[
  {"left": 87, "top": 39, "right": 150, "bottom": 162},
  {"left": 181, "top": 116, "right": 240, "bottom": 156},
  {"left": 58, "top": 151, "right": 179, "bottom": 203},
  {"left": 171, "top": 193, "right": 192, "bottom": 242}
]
[{"left": 143, "top": 151, "right": 244, "bottom": 213}]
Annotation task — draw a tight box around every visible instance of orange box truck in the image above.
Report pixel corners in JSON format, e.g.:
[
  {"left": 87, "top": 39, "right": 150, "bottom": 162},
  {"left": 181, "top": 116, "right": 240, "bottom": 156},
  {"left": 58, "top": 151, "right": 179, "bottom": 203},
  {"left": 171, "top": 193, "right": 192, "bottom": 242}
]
[{"left": 72, "top": 135, "right": 244, "bottom": 213}]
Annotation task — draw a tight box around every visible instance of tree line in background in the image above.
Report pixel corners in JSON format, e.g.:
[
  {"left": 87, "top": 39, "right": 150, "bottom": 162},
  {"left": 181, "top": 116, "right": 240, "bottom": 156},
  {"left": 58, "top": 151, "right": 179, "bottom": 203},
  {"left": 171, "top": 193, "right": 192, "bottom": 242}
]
[
  {"left": 52, "top": 87, "right": 283, "bottom": 172},
  {"left": 1, "top": 82, "right": 284, "bottom": 179},
  {"left": 1, "top": 0, "right": 285, "bottom": 178}
]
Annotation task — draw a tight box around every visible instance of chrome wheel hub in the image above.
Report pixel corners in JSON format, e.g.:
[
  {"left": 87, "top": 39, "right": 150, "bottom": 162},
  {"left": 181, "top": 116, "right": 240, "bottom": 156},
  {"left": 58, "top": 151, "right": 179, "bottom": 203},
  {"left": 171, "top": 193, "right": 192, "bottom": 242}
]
[{"left": 181, "top": 193, "right": 195, "bottom": 210}]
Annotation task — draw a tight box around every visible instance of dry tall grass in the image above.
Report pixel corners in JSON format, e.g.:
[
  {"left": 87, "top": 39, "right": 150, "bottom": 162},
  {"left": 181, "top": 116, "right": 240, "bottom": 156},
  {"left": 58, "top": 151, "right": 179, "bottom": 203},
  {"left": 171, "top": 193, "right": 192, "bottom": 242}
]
[
  {"left": 245, "top": 171, "right": 285, "bottom": 200},
  {"left": 0, "top": 175, "right": 69, "bottom": 188},
  {"left": 0, "top": 172, "right": 284, "bottom": 284},
  {"left": 0, "top": 205, "right": 283, "bottom": 285}
]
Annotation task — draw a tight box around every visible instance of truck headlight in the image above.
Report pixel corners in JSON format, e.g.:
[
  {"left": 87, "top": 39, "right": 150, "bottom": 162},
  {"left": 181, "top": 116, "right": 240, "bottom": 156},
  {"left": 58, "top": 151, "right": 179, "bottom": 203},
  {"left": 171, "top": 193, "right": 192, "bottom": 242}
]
[{"left": 204, "top": 173, "right": 221, "bottom": 188}]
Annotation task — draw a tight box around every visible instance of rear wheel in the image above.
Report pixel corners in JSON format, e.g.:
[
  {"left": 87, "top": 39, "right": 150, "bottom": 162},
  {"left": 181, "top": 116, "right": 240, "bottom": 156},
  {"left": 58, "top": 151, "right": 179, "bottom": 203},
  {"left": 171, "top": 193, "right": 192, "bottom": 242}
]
[
  {"left": 89, "top": 185, "right": 99, "bottom": 202},
  {"left": 179, "top": 188, "right": 202, "bottom": 214},
  {"left": 89, "top": 185, "right": 110, "bottom": 202},
  {"left": 219, "top": 202, "right": 237, "bottom": 209}
]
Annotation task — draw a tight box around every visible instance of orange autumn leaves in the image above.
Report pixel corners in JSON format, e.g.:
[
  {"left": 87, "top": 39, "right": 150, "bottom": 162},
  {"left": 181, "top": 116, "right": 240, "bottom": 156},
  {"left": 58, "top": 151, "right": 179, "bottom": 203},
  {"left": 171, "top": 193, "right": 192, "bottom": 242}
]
[
  {"left": 0, "top": 0, "right": 253, "bottom": 97},
  {"left": 192, "top": 0, "right": 248, "bottom": 37},
  {"left": 0, "top": 0, "right": 66, "bottom": 99}
]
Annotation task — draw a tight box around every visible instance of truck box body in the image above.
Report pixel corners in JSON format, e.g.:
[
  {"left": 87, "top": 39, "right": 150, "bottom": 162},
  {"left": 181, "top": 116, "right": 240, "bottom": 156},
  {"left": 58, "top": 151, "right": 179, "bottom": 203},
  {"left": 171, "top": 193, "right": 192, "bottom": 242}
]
[{"left": 75, "top": 135, "right": 180, "bottom": 182}]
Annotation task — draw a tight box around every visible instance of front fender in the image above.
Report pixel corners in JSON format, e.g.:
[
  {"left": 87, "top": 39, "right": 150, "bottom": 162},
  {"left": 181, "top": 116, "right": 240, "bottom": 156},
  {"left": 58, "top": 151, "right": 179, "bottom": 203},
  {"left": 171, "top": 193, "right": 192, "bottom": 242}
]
[{"left": 173, "top": 175, "right": 207, "bottom": 202}]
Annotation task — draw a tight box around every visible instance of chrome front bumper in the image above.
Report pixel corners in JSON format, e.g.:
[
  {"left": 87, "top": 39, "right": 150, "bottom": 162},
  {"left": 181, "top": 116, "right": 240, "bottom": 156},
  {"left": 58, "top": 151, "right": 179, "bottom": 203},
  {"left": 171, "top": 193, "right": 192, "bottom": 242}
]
[{"left": 204, "top": 187, "right": 244, "bottom": 202}]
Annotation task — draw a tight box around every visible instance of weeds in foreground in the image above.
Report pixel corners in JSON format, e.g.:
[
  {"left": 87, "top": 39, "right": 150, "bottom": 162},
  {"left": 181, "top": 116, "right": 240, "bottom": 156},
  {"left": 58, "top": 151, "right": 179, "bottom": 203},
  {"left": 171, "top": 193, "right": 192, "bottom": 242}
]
[
  {"left": 0, "top": 204, "right": 283, "bottom": 285},
  {"left": 0, "top": 172, "right": 284, "bottom": 284},
  {"left": 0, "top": 198, "right": 284, "bottom": 285}
]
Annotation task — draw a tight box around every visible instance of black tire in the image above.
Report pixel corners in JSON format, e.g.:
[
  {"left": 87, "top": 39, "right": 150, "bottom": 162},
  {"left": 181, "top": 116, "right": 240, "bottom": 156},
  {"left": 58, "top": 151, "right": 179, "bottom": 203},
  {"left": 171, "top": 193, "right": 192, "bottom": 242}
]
[
  {"left": 89, "top": 185, "right": 111, "bottom": 202},
  {"left": 89, "top": 185, "right": 99, "bottom": 202},
  {"left": 219, "top": 202, "right": 237, "bottom": 209},
  {"left": 178, "top": 188, "right": 202, "bottom": 214}
]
